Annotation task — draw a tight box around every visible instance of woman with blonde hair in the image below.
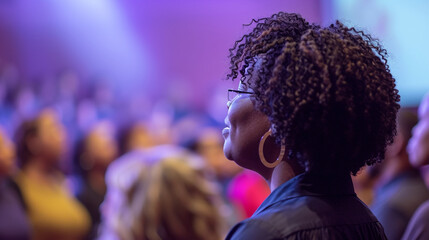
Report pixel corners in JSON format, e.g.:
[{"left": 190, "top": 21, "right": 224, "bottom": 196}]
[{"left": 99, "top": 145, "right": 224, "bottom": 240}]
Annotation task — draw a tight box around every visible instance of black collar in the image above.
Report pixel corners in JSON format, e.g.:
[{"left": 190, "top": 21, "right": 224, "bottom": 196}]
[{"left": 253, "top": 172, "right": 356, "bottom": 216}]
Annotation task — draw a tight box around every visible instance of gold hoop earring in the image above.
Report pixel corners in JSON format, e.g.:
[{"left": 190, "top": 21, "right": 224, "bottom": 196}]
[{"left": 258, "top": 129, "right": 285, "bottom": 168}]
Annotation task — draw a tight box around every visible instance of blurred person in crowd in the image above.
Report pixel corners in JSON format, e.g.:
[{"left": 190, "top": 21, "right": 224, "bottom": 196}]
[
  {"left": 222, "top": 12, "right": 400, "bottom": 239},
  {"left": 74, "top": 121, "right": 118, "bottom": 240},
  {"left": 402, "top": 92, "right": 429, "bottom": 240},
  {"left": 190, "top": 127, "right": 242, "bottom": 183},
  {"left": 0, "top": 127, "right": 31, "bottom": 240},
  {"left": 408, "top": 93, "right": 429, "bottom": 169},
  {"left": 14, "top": 109, "right": 90, "bottom": 240},
  {"left": 170, "top": 113, "right": 205, "bottom": 147},
  {"left": 369, "top": 109, "right": 429, "bottom": 240},
  {"left": 99, "top": 145, "right": 224, "bottom": 240},
  {"left": 117, "top": 121, "right": 156, "bottom": 156},
  {"left": 417, "top": 91, "right": 429, "bottom": 119},
  {"left": 409, "top": 92, "right": 429, "bottom": 188}
]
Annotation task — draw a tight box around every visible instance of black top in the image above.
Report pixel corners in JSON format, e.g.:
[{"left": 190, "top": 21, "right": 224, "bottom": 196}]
[
  {"left": 76, "top": 178, "right": 105, "bottom": 240},
  {"left": 225, "top": 172, "right": 387, "bottom": 240},
  {"left": 0, "top": 178, "right": 31, "bottom": 240}
]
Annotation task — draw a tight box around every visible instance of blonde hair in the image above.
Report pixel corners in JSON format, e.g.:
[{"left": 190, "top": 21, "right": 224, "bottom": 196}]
[{"left": 100, "top": 146, "right": 224, "bottom": 240}]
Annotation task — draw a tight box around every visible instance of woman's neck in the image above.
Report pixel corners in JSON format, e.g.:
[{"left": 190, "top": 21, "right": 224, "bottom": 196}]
[
  {"left": 268, "top": 160, "right": 304, "bottom": 191},
  {"left": 23, "top": 158, "right": 58, "bottom": 177}
]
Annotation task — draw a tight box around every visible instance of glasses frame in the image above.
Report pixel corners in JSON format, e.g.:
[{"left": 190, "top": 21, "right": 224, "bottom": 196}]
[{"left": 227, "top": 89, "right": 253, "bottom": 102}]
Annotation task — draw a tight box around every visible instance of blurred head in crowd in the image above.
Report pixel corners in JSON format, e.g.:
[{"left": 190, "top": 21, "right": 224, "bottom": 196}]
[
  {"left": 15, "top": 109, "right": 66, "bottom": 169},
  {"left": 191, "top": 127, "right": 241, "bottom": 179},
  {"left": 354, "top": 109, "right": 418, "bottom": 204},
  {"left": 368, "top": 109, "right": 418, "bottom": 184},
  {"left": 100, "top": 146, "right": 223, "bottom": 240},
  {"left": 408, "top": 94, "right": 429, "bottom": 167},
  {"left": 74, "top": 121, "right": 118, "bottom": 240},
  {"left": 75, "top": 121, "right": 118, "bottom": 177},
  {"left": 0, "top": 127, "right": 16, "bottom": 176},
  {"left": 408, "top": 120, "right": 429, "bottom": 167},
  {"left": 418, "top": 92, "right": 429, "bottom": 119},
  {"left": 118, "top": 122, "right": 155, "bottom": 156},
  {"left": 385, "top": 109, "right": 418, "bottom": 161}
]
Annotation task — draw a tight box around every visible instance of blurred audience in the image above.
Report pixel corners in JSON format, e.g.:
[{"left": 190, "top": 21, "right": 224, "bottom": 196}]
[
  {"left": 73, "top": 121, "right": 118, "bottom": 240},
  {"left": 99, "top": 145, "right": 225, "bottom": 240},
  {"left": 14, "top": 109, "right": 90, "bottom": 240},
  {"left": 0, "top": 127, "right": 31, "bottom": 240},
  {"left": 370, "top": 109, "right": 429, "bottom": 240},
  {"left": 402, "top": 93, "right": 429, "bottom": 240},
  {"left": 1, "top": 63, "right": 273, "bottom": 240},
  {"left": 8, "top": 62, "right": 429, "bottom": 240}
]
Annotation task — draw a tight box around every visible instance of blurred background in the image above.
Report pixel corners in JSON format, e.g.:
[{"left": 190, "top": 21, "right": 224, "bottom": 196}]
[
  {"left": 0, "top": 0, "right": 428, "bottom": 239},
  {"left": 0, "top": 0, "right": 428, "bottom": 136}
]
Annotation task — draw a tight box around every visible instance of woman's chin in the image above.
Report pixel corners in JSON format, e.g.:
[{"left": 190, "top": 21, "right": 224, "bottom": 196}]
[{"left": 223, "top": 141, "right": 234, "bottom": 161}]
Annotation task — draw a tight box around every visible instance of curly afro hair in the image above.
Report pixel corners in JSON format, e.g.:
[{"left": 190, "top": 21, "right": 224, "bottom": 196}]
[{"left": 227, "top": 12, "right": 400, "bottom": 175}]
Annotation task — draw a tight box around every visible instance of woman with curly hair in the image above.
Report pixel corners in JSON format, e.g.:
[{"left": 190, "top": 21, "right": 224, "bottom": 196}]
[{"left": 222, "top": 12, "right": 400, "bottom": 239}]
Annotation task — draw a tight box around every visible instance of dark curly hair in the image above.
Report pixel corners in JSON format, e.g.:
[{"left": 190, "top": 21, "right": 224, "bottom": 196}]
[{"left": 227, "top": 12, "right": 400, "bottom": 175}]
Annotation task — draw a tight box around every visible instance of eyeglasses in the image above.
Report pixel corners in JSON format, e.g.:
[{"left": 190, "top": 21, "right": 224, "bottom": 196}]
[
  {"left": 228, "top": 89, "right": 253, "bottom": 101},
  {"left": 227, "top": 89, "right": 253, "bottom": 107}
]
